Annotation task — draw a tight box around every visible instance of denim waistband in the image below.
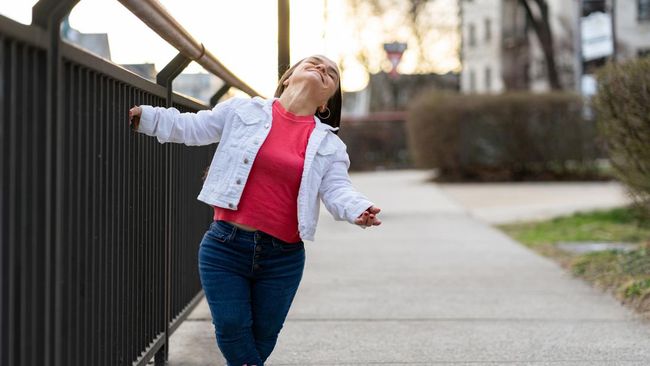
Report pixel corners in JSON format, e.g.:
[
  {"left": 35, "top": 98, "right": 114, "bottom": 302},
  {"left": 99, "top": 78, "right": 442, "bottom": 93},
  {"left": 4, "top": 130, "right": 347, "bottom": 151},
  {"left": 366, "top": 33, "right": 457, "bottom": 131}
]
[{"left": 211, "top": 220, "right": 302, "bottom": 245}]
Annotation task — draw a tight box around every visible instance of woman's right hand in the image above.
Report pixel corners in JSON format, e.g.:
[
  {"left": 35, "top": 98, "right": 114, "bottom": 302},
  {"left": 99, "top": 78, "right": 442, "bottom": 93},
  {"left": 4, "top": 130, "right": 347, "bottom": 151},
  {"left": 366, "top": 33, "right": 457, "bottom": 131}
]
[{"left": 129, "top": 106, "right": 142, "bottom": 130}]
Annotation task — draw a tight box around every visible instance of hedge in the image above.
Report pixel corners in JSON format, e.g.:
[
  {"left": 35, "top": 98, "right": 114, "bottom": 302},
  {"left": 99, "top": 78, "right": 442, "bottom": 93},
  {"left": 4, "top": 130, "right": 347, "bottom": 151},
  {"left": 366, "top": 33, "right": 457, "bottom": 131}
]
[{"left": 406, "top": 91, "right": 605, "bottom": 181}]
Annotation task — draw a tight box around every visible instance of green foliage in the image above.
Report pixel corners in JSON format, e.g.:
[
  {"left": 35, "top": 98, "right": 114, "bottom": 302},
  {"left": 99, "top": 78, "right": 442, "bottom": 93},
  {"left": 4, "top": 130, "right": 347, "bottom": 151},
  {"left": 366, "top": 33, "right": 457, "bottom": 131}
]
[
  {"left": 499, "top": 207, "right": 650, "bottom": 247},
  {"left": 623, "top": 278, "right": 650, "bottom": 298},
  {"left": 406, "top": 91, "right": 605, "bottom": 181},
  {"left": 594, "top": 57, "right": 650, "bottom": 215},
  {"left": 571, "top": 250, "right": 621, "bottom": 285},
  {"left": 569, "top": 245, "right": 650, "bottom": 293}
]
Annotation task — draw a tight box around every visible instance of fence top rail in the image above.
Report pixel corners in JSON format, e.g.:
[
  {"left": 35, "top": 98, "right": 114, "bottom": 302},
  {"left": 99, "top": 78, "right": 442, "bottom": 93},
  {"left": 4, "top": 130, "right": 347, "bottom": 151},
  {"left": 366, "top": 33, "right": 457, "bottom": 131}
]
[{"left": 117, "top": 0, "right": 262, "bottom": 98}]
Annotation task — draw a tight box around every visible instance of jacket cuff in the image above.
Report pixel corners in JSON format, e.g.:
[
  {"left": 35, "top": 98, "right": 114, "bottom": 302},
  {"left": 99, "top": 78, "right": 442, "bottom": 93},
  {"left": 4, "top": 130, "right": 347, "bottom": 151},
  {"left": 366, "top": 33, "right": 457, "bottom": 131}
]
[
  {"left": 138, "top": 105, "right": 156, "bottom": 136},
  {"left": 347, "top": 200, "right": 374, "bottom": 227}
]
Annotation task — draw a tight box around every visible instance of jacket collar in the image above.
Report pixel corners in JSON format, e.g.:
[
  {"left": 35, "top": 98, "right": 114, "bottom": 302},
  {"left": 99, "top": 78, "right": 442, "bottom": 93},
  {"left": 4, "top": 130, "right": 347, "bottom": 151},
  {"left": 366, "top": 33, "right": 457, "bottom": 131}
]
[{"left": 256, "top": 97, "right": 339, "bottom": 133}]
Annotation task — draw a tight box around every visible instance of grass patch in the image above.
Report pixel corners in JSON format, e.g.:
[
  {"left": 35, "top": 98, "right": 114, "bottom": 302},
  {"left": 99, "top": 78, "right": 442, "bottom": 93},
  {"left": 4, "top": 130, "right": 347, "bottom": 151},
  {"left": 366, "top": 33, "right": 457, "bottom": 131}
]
[
  {"left": 498, "top": 206, "right": 650, "bottom": 318},
  {"left": 499, "top": 207, "right": 650, "bottom": 248}
]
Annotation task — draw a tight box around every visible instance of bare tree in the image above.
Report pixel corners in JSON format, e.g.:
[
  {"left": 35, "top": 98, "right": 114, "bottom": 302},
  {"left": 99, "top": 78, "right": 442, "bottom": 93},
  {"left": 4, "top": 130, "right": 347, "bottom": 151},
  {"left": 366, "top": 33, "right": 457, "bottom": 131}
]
[
  {"left": 345, "top": 0, "right": 459, "bottom": 74},
  {"left": 519, "top": 0, "right": 562, "bottom": 90}
]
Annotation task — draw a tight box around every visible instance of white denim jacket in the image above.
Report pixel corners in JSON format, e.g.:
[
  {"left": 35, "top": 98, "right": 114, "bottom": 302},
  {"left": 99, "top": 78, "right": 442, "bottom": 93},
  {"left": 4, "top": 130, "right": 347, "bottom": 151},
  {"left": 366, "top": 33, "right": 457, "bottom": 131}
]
[{"left": 137, "top": 96, "right": 374, "bottom": 241}]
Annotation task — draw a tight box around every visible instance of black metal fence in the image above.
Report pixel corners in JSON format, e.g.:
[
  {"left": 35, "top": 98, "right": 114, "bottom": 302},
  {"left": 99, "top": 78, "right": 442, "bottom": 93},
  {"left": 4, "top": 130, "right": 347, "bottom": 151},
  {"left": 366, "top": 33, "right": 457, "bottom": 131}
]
[{"left": 1, "top": 4, "right": 243, "bottom": 365}]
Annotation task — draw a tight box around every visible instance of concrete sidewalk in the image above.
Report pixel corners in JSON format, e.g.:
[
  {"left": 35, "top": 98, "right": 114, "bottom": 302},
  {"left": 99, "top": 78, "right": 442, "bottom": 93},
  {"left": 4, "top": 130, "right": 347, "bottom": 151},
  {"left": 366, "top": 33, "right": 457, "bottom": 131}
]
[
  {"left": 168, "top": 170, "right": 650, "bottom": 365},
  {"left": 439, "top": 181, "right": 630, "bottom": 225}
]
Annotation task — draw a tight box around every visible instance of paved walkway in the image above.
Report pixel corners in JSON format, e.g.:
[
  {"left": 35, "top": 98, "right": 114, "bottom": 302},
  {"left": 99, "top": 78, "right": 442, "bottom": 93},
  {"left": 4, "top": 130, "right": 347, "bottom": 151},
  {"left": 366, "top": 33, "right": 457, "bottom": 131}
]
[
  {"left": 439, "top": 180, "right": 630, "bottom": 224},
  {"left": 168, "top": 170, "right": 650, "bottom": 365}
]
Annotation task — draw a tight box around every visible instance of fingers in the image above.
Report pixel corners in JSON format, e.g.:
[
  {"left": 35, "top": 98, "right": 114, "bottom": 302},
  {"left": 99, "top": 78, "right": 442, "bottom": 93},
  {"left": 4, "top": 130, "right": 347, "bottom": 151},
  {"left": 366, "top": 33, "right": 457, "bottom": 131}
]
[
  {"left": 129, "top": 106, "right": 141, "bottom": 118},
  {"left": 367, "top": 212, "right": 381, "bottom": 226},
  {"left": 129, "top": 106, "right": 141, "bottom": 129},
  {"left": 355, "top": 210, "right": 382, "bottom": 227}
]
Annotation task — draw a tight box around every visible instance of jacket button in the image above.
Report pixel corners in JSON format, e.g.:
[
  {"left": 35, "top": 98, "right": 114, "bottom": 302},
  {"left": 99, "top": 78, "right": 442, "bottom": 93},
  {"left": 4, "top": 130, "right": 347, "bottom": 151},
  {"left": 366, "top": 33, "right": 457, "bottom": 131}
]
[
  {"left": 253, "top": 264, "right": 261, "bottom": 270},
  {"left": 228, "top": 203, "right": 234, "bottom": 208},
  {"left": 243, "top": 158, "right": 249, "bottom": 164},
  {"left": 236, "top": 179, "right": 242, "bottom": 184},
  {"left": 254, "top": 140, "right": 259, "bottom": 144}
]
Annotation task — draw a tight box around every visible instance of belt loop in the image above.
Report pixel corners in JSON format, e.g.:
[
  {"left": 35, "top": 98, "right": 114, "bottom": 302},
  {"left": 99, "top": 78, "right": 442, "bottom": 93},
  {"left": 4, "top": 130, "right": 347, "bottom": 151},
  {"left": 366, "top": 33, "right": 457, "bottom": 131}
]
[
  {"left": 271, "top": 237, "right": 281, "bottom": 249},
  {"left": 228, "top": 223, "right": 237, "bottom": 242}
]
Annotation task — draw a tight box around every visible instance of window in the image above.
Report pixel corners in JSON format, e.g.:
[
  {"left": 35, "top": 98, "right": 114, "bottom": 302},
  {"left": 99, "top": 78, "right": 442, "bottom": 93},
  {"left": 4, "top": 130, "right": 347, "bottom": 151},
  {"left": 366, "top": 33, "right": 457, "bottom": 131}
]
[
  {"left": 468, "top": 24, "right": 476, "bottom": 47},
  {"left": 583, "top": 0, "right": 605, "bottom": 16},
  {"left": 640, "top": 0, "right": 650, "bottom": 21},
  {"left": 485, "top": 67, "right": 492, "bottom": 91},
  {"left": 469, "top": 69, "right": 476, "bottom": 92},
  {"left": 485, "top": 18, "right": 492, "bottom": 41}
]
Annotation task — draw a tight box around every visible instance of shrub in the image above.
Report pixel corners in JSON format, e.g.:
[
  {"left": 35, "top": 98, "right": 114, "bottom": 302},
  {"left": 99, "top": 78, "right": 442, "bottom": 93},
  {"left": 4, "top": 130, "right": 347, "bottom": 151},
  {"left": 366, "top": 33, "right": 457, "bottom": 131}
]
[
  {"left": 594, "top": 57, "right": 650, "bottom": 214},
  {"left": 406, "top": 91, "right": 605, "bottom": 181},
  {"left": 339, "top": 116, "right": 412, "bottom": 171}
]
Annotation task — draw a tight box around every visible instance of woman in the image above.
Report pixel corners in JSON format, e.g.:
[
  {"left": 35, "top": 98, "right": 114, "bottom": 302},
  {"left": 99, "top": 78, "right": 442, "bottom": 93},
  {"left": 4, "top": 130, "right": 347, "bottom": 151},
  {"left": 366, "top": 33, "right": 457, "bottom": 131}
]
[{"left": 129, "top": 55, "right": 381, "bottom": 365}]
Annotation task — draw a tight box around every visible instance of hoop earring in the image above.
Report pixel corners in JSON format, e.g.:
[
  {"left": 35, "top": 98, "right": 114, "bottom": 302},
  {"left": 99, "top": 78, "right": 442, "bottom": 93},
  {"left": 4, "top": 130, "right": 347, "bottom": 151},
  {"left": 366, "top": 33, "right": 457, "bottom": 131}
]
[{"left": 317, "top": 107, "right": 331, "bottom": 120}]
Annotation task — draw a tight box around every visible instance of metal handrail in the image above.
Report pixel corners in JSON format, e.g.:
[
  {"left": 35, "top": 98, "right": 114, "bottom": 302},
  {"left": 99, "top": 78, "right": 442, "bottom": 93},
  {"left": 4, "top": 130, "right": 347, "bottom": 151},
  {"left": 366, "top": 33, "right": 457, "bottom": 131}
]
[{"left": 117, "top": 0, "right": 261, "bottom": 97}]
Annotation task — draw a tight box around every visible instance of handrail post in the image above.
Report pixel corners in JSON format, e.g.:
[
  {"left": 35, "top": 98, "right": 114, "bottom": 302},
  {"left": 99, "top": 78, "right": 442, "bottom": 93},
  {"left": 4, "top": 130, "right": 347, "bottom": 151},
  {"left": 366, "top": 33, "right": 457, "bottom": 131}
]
[
  {"left": 278, "top": 0, "right": 290, "bottom": 79},
  {"left": 154, "top": 51, "right": 192, "bottom": 365},
  {"left": 210, "top": 84, "right": 232, "bottom": 107},
  {"left": 32, "top": 1, "right": 79, "bottom": 366},
  {"left": 157, "top": 52, "right": 192, "bottom": 107}
]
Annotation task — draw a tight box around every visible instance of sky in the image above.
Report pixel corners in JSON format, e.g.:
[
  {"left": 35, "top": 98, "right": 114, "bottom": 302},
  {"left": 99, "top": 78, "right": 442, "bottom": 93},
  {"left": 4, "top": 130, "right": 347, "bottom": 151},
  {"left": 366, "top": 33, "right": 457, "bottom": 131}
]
[{"left": 1, "top": 0, "right": 459, "bottom": 96}]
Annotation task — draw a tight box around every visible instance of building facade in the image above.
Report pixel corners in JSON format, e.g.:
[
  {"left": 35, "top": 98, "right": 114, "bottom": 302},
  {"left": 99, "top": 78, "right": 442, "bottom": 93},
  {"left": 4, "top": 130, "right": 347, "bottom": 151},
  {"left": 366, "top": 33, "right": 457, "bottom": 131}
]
[
  {"left": 460, "top": 0, "right": 650, "bottom": 94},
  {"left": 460, "top": 0, "right": 507, "bottom": 93},
  {"left": 615, "top": 0, "right": 650, "bottom": 59}
]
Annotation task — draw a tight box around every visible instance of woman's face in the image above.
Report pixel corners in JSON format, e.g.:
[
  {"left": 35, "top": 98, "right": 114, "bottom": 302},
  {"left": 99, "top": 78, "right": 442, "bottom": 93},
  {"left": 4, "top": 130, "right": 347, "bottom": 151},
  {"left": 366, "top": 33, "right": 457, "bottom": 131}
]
[{"left": 284, "top": 56, "right": 340, "bottom": 103}]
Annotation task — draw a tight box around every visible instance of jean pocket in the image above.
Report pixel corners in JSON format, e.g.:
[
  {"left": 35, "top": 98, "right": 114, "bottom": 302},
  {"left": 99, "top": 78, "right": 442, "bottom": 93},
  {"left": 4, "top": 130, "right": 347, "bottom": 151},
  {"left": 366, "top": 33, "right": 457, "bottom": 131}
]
[{"left": 206, "top": 222, "right": 231, "bottom": 243}]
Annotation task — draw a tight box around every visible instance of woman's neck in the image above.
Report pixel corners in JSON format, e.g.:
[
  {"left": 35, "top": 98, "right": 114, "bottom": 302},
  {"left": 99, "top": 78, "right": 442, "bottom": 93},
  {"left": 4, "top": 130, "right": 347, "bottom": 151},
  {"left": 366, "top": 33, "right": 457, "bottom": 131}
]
[{"left": 278, "top": 84, "right": 320, "bottom": 117}]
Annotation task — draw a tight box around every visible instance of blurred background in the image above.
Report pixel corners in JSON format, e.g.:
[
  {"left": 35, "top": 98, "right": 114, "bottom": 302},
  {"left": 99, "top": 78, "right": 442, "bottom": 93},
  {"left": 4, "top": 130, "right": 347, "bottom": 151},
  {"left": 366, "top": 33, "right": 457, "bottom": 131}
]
[{"left": 2, "top": 1, "right": 650, "bottom": 365}]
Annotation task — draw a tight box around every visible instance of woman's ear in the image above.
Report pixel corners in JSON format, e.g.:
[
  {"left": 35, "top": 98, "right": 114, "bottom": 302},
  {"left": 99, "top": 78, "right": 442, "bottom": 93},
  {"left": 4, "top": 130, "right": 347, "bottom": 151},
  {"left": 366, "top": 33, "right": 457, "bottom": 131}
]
[{"left": 319, "top": 105, "right": 327, "bottom": 113}]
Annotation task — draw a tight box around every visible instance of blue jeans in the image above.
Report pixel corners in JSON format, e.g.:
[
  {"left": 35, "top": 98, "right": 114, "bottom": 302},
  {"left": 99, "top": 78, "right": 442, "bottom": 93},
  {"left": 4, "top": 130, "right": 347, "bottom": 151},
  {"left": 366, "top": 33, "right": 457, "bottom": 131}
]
[{"left": 198, "top": 220, "right": 306, "bottom": 366}]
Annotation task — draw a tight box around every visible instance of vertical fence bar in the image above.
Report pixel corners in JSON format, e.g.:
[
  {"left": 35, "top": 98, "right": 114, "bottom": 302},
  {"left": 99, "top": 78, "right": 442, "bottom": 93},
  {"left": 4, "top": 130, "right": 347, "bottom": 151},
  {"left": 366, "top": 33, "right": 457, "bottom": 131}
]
[
  {"left": 120, "top": 81, "right": 125, "bottom": 365},
  {"left": 36, "top": 47, "right": 47, "bottom": 366},
  {"left": 92, "top": 77, "right": 101, "bottom": 364},
  {"left": 90, "top": 69, "right": 97, "bottom": 366},
  {"left": 52, "top": 3, "right": 78, "bottom": 365},
  {"left": 128, "top": 84, "right": 135, "bottom": 364},
  {"left": 74, "top": 64, "right": 83, "bottom": 366},
  {"left": 8, "top": 38, "right": 17, "bottom": 366},
  {"left": 62, "top": 61, "right": 72, "bottom": 366},
  {"left": 107, "top": 77, "right": 115, "bottom": 366},
  {"left": 130, "top": 84, "right": 136, "bottom": 365},
  {"left": 18, "top": 42, "right": 28, "bottom": 366},
  {"left": 0, "top": 34, "right": 5, "bottom": 366},
  {"left": 83, "top": 67, "right": 91, "bottom": 366}
]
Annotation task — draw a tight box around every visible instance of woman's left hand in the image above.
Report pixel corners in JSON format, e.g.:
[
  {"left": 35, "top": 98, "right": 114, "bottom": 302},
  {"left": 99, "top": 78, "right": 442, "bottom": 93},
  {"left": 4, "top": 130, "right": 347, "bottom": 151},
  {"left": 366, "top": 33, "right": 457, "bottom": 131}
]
[{"left": 355, "top": 206, "right": 382, "bottom": 227}]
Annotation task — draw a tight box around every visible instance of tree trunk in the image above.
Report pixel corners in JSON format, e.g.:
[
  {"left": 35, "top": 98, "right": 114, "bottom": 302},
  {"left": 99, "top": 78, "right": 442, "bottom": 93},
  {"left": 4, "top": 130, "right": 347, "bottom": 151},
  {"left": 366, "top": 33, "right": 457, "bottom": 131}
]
[{"left": 520, "top": 0, "right": 562, "bottom": 90}]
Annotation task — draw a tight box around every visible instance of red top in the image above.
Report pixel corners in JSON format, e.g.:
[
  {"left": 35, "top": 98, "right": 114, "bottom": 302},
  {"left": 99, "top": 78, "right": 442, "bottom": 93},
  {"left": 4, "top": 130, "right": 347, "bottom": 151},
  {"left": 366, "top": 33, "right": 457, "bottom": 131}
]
[{"left": 213, "top": 100, "right": 315, "bottom": 243}]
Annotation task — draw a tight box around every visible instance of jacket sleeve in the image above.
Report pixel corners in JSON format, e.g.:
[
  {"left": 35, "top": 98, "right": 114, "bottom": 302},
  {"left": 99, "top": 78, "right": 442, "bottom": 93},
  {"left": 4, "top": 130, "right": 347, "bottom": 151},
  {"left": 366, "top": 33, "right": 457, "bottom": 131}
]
[
  {"left": 136, "top": 97, "right": 243, "bottom": 146},
  {"left": 318, "top": 148, "right": 374, "bottom": 227}
]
